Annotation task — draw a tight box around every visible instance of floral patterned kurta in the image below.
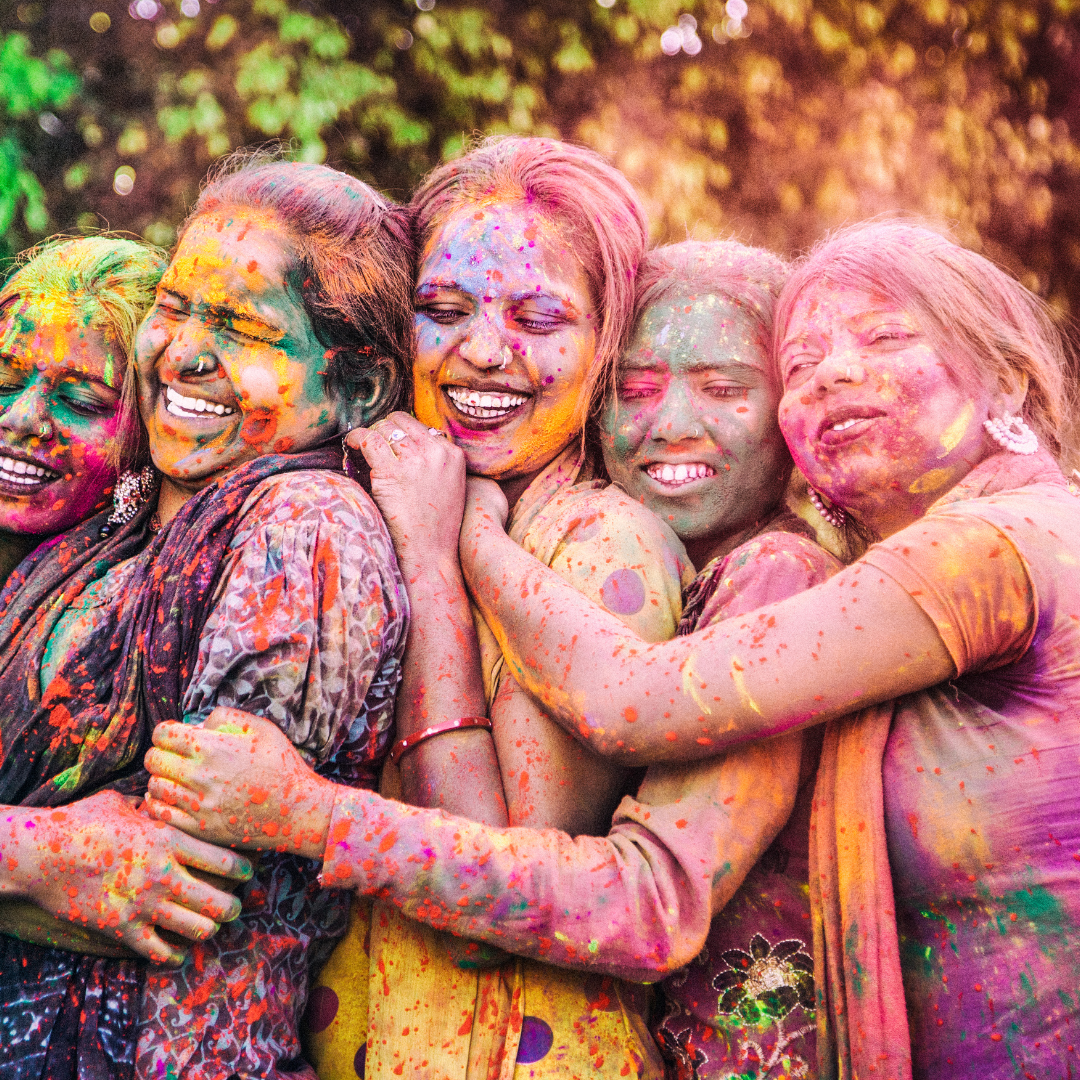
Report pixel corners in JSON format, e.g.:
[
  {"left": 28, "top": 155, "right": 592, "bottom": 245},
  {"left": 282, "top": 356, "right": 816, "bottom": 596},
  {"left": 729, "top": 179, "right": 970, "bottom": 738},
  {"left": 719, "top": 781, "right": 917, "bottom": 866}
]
[{"left": 13, "top": 470, "right": 408, "bottom": 1080}]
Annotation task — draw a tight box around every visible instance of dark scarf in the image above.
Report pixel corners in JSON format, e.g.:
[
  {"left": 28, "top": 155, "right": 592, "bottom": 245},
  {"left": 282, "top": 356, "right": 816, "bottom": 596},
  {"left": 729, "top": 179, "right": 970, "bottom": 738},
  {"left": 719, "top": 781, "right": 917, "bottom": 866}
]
[{"left": 0, "top": 445, "right": 342, "bottom": 807}]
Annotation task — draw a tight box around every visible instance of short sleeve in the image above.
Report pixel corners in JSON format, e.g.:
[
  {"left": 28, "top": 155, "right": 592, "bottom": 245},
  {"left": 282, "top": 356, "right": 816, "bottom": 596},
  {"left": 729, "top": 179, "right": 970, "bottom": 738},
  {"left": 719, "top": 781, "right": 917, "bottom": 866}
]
[
  {"left": 530, "top": 486, "right": 694, "bottom": 643},
  {"left": 182, "top": 470, "right": 409, "bottom": 765},
  {"left": 860, "top": 510, "right": 1035, "bottom": 676}
]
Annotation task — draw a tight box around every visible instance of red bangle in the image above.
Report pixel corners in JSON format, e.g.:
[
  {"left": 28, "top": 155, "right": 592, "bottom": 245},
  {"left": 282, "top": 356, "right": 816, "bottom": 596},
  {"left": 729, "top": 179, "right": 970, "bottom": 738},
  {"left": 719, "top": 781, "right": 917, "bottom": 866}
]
[{"left": 389, "top": 716, "right": 493, "bottom": 767}]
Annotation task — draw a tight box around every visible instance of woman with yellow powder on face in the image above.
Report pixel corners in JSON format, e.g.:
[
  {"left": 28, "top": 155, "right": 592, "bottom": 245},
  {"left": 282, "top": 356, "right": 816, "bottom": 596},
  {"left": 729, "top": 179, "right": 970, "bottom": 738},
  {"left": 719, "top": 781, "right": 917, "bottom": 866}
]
[{"left": 303, "top": 136, "right": 690, "bottom": 1080}]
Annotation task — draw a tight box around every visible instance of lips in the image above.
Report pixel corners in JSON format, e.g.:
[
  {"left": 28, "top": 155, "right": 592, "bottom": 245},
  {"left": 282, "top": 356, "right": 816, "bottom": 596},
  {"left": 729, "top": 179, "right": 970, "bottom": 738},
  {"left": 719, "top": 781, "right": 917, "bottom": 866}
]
[
  {"left": 817, "top": 406, "right": 885, "bottom": 445},
  {"left": 0, "top": 451, "right": 61, "bottom": 492},
  {"left": 165, "top": 385, "right": 237, "bottom": 420},
  {"left": 445, "top": 385, "right": 530, "bottom": 422},
  {"left": 644, "top": 461, "right": 716, "bottom": 488}
]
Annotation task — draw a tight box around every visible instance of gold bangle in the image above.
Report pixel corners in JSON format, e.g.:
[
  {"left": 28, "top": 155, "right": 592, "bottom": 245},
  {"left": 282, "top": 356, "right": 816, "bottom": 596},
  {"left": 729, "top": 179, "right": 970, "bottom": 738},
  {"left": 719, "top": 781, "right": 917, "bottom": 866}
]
[{"left": 389, "top": 716, "right": 493, "bottom": 767}]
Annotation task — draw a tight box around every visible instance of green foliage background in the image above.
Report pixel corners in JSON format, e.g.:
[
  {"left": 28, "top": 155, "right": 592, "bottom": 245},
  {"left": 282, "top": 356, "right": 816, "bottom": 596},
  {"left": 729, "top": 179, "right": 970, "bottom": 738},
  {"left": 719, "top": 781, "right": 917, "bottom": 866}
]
[{"left": 1, "top": 0, "right": 1078, "bottom": 310}]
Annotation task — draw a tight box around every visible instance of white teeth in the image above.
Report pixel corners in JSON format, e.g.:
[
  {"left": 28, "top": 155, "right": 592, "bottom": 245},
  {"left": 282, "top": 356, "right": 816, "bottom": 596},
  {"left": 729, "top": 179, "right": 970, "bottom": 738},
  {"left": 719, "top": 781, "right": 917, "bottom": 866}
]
[
  {"left": 165, "top": 385, "right": 236, "bottom": 419},
  {"left": 446, "top": 386, "right": 529, "bottom": 420},
  {"left": 646, "top": 462, "right": 716, "bottom": 487},
  {"left": 831, "top": 417, "right": 861, "bottom": 432},
  {"left": 0, "top": 455, "right": 58, "bottom": 485}
]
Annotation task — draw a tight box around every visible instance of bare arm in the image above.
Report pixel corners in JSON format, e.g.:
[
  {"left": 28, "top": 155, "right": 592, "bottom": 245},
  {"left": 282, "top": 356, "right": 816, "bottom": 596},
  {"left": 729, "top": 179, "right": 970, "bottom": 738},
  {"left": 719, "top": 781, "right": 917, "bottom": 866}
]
[
  {"left": 145, "top": 711, "right": 801, "bottom": 981},
  {"left": 460, "top": 487, "right": 953, "bottom": 764},
  {"left": 352, "top": 415, "right": 507, "bottom": 826}
]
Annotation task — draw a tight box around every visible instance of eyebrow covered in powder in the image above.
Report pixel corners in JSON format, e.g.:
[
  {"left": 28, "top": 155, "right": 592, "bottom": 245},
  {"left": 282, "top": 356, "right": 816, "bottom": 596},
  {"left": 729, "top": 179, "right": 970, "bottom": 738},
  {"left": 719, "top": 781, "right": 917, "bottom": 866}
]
[{"left": 158, "top": 287, "right": 285, "bottom": 339}]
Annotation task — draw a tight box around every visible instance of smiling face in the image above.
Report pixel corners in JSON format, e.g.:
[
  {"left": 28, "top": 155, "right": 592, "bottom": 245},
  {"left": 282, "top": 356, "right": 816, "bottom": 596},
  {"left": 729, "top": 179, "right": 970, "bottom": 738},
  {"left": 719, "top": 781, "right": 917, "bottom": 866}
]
[
  {"left": 0, "top": 297, "right": 121, "bottom": 536},
  {"left": 778, "top": 281, "right": 997, "bottom": 538},
  {"left": 601, "top": 294, "right": 789, "bottom": 568},
  {"left": 413, "top": 201, "right": 596, "bottom": 496},
  {"left": 134, "top": 209, "right": 345, "bottom": 492}
]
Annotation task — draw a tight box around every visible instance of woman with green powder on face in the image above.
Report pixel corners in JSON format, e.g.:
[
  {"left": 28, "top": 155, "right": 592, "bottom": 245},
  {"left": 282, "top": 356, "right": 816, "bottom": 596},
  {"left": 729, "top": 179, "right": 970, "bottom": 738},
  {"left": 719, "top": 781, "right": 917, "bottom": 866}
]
[
  {"left": 0, "top": 236, "right": 166, "bottom": 583},
  {"left": 145, "top": 238, "right": 844, "bottom": 1079}
]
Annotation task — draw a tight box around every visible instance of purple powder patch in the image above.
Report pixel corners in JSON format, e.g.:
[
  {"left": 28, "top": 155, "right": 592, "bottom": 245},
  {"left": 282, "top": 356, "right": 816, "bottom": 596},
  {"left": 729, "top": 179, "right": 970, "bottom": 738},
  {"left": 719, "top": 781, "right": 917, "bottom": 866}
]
[
  {"left": 600, "top": 568, "right": 645, "bottom": 616},
  {"left": 516, "top": 1016, "right": 554, "bottom": 1063}
]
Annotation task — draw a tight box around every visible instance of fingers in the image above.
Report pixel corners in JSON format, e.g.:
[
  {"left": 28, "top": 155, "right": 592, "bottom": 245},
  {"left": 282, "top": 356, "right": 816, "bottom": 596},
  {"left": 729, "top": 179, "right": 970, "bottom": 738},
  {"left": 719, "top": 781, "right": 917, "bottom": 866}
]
[
  {"left": 145, "top": 777, "right": 203, "bottom": 820},
  {"left": 152, "top": 899, "right": 223, "bottom": 943},
  {"left": 173, "top": 828, "right": 254, "bottom": 884},
  {"left": 151, "top": 720, "right": 202, "bottom": 756},
  {"left": 351, "top": 425, "right": 401, "bottom": 471},
  {"left": 204, "top": 706, "right": 270, "bottom": 735},
  {"left": 144, "top": 748, "right": 198, "bottom": 789},
  {"left": 124, "top": 922, "right": 187, "bottom": 967}
]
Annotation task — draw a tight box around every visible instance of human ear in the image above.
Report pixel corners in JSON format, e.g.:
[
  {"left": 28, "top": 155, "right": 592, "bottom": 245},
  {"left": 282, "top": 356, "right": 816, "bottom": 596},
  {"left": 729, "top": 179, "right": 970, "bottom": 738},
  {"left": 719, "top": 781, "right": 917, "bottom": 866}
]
[
  {"left": 995, "top": 369, "right": 1030, "bottom": 419},
  {"left": 339, "top": 360, "right": 398, "bottom": 429}
]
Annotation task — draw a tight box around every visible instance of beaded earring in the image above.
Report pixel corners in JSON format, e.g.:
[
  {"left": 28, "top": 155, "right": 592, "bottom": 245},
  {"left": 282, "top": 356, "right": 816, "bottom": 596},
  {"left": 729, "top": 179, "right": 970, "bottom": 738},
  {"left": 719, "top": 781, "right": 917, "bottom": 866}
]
[
  {"left": 99, "top": 465, "right": 156, "bottom": 539},
  {"left": 983, "top": 413, "right": 1038, "bottom": 455},
  {"left": 809, "top": 488, "right": 846, "bottom": 529}
]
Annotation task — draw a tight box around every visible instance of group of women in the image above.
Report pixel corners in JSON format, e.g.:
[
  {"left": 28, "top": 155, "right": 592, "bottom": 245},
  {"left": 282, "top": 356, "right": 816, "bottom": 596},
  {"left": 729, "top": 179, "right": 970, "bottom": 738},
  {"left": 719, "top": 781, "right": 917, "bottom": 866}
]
[{"left": 0, "top": 135, "right": 1076, "bottom": 1080}]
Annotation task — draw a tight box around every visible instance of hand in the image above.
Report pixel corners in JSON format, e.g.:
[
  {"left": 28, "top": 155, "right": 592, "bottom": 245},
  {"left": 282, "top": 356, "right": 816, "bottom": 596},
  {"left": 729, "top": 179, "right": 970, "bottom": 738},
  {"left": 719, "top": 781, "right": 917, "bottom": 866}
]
[
  {"left": 346, "top": 412, "right": 467, "bottom": 571},
  {"left": 13, "top": 790, "right": 251, "bottom": 966},
  {"left": 144, "top": 708, "right": 338, "bottom": 861}
]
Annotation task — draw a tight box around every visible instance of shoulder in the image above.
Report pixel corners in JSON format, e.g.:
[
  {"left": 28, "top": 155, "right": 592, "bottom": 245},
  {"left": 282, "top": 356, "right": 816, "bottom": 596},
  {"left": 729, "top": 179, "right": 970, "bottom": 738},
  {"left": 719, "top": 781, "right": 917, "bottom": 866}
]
[
  {"left": 238, "top": 469, "right": 387, "bottom": 532},
  {"left": 683, "top": 530, "right": 841, "bottom": 632},
  {"left": 523, "top": 480, "right": 692, "bottom": 581}
]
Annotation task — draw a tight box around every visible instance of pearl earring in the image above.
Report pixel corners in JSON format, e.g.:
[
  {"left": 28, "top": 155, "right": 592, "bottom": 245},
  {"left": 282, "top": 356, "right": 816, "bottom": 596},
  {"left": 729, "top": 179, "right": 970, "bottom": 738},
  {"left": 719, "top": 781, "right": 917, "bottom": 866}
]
[
  {"left": 809, "top": 488, "right": 846, "bottom": 529},
  {"left": 983, "top": 413, "right": 1038, "bottom": 455}
]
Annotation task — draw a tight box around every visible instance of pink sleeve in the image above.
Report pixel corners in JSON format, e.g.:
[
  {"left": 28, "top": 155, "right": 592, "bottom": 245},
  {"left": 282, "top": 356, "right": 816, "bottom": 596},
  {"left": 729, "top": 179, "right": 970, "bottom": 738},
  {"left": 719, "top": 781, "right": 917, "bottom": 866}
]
[
  {"left": 860, "top": 511, "right": 1035, "bottom": 675},
  {"left": 320, "top": 532, "right": 840, "bottom": 983},
  {"left": 321, "top": 770, "right": 721, "bottom": 982}
]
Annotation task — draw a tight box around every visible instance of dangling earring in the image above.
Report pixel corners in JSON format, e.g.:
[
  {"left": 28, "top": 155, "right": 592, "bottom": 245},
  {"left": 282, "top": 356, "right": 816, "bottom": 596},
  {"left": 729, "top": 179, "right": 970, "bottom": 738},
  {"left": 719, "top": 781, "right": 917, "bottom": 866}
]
[
  {"left": 99, "top": 465, "right": 156, "bottom": 539},
  {"left": 809, "top": 488, "right": 846, "bottom": 529},
  {"left": 983, "top": 413, "right": 1038, "bottom": 455}
]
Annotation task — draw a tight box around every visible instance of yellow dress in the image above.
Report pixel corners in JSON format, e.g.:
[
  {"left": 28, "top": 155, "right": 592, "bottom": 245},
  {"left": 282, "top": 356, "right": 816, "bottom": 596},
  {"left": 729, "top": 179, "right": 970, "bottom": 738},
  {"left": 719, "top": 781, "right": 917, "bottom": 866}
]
[{"left": 305, "top": 446, "right": 693, "bottom": 1080}]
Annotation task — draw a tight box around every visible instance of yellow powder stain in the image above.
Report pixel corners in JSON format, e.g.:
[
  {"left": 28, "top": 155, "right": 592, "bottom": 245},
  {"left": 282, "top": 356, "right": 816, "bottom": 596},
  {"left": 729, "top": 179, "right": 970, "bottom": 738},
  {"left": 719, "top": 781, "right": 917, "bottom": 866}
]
[
  {"left": 908, "top": 467, "right": 953, "bottom": 495},
  {"left": 680, "top": 656, "right": 712, "bottom": 716},
  {"left": 937, "top": 401, "right": 975, "bottom": 458},
  {"left": 730, "top": 656, "right": 762, "bottom": 716}
]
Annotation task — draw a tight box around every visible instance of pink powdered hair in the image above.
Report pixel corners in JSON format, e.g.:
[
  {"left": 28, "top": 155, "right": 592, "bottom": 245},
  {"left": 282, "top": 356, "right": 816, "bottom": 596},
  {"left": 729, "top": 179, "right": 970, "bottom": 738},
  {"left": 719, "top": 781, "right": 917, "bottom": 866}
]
[
  {"left": 774, "top": 218, "right": 1076, "bottom": 458},
  {"left": 410, "top": 135, "right": 648, "bottom": 419}
]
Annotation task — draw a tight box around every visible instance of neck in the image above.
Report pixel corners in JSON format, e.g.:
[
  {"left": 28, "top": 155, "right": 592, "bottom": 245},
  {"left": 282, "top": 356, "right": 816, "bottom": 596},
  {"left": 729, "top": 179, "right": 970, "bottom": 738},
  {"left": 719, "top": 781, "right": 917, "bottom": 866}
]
[
  {"left": 498, "top": 472, "right": 540, "bottom": 515},
  {"left": 157, "top": 476, "right": 200, "bottom": 527},
  {"left": 0, "top": 530, "right": 39, "bottom": 590}
]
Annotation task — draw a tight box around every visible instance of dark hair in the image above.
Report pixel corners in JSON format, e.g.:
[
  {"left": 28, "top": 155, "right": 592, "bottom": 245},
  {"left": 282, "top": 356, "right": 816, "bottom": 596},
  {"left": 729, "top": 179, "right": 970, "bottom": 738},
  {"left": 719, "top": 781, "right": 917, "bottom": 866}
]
[
  {"left": 181, "top": 150, "right": 415, "bottom": 418},
  {"left": 410, "top": 135, "right": 648, "bottom": 423}
]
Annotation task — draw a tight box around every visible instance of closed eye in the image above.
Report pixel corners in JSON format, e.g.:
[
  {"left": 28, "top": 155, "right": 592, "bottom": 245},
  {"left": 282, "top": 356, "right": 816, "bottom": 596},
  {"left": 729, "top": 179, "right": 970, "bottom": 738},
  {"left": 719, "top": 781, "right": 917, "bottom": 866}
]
[{"left": 418, "top": 302, "right": 470, "bottom": 325}]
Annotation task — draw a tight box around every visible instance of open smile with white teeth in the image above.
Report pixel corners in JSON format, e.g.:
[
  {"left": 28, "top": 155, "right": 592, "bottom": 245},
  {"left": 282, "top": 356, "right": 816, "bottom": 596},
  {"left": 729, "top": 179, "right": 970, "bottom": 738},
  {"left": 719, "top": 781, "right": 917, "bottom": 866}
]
[
  {"left": 445, "top": 386, "right": 530, "bottom": 420},
  {"left": 646, "top": 462, "right": 716, "bottom": 487},
  {"left": 0, "top": 455, "right": 60, "bottom": 487},
  {"left": 831, "top": 417, "right": 863, "bottom": 432},
  {"left": 165, "top": 385, "right": 237, "bottom": 419}
]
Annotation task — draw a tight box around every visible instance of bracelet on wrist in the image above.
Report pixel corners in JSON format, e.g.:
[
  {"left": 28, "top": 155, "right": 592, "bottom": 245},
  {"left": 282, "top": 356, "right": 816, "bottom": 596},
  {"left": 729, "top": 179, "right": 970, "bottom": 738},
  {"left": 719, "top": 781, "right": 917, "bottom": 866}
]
[{"left": 389, "top": 716, "right": 493, "bottom": 767}]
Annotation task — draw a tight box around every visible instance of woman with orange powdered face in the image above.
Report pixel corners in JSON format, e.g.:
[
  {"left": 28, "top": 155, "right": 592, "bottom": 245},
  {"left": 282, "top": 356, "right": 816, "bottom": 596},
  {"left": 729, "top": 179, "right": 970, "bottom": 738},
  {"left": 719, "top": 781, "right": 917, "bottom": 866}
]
[
  {"left": 0, "top": 158, "right": 412, "bottom": 1080},
  {"left": 304, "top": 136, "right": 687, "bottom": 1080}
]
